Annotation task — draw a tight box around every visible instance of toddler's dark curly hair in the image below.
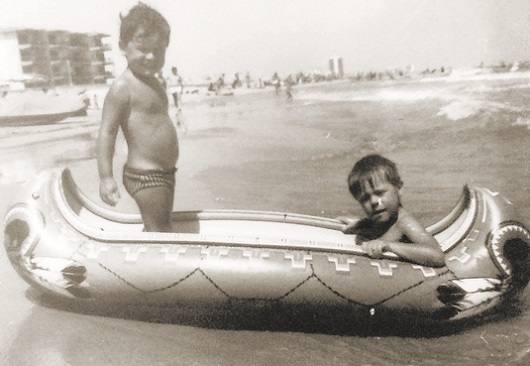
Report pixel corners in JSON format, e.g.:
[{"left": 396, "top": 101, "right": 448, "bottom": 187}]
[
  {"left": 119, "top": 2, "right": 170, "bottom": 49},
  {"left": 347, "top": 154, "right": 403, "bottom": 199}
]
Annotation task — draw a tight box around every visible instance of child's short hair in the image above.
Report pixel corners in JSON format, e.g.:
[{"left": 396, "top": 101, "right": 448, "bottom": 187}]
[
  {"left": 347, "top": 154, "right": 403, "bottom": 199},
  {"left": 119, "top": 2, "right": 170, "bottom": 50}
]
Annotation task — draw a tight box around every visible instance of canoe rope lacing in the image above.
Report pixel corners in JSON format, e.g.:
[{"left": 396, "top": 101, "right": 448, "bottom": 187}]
[{"left": 96, "top": 258, "right": 453, "bottom": 307}]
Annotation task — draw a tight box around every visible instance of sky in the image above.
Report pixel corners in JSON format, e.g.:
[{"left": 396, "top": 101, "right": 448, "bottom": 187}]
[{"left": 1, "top": 0, "right": 529, "bottom": 82}]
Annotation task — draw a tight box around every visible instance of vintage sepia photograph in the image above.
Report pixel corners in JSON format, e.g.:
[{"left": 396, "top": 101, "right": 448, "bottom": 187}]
[{"left": 1, "top": 0, "right": 530, "bottom": 365}]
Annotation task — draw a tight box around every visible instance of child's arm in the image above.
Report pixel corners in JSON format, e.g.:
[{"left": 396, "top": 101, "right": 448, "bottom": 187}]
[
  {"left": 362, "top": 212, "right": 445, "bottom": 267},
  {"left": 336, "top": 216, "right": 360, "bottom": 234},
  {"left": 97, "top": 80, "right": 129, "bottom": 206}
]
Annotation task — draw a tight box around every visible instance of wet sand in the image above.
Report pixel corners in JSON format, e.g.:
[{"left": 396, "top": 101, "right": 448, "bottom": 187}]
[{"left": 1, "top": 77, "right": 530, "bottom": 365}]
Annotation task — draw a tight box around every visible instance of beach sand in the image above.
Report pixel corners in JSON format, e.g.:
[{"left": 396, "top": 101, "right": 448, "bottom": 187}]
[{"left": 1, "top": 76, "right": 530, "bottom": 365}]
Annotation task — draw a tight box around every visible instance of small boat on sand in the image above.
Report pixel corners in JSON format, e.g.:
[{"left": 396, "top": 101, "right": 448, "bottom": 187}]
[
  {"left": 0, "top": 91, "right": 87, "bottom": 125},
  {"left": 3, "top": 168, "right": 530, "bottom": 322}
]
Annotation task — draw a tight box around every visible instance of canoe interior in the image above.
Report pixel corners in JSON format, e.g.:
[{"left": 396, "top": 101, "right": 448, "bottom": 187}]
[{"left": 59, "top": 169, "right": 472, "bottom": 254}]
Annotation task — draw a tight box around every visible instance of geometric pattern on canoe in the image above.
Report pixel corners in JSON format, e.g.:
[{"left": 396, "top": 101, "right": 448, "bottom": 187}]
[
  {"left": 96, "top": 259, "right": 452, "bottom": 309},
  {"left": 80, "top": 243, "right": 441, "bottom": 277}
]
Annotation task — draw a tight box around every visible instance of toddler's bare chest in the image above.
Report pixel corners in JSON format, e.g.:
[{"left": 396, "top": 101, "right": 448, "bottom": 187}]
[{"left": 133, "top": 95, "right": 168, "bottom": 114}]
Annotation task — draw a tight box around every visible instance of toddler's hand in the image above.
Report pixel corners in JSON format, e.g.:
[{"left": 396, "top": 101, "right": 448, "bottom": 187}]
[
  {"left": 99, "top": 178, "right": 120, "bottom": 206},
  {"left": 361, "top": 240, "right": 387, "bottom": 259},
  {"left": 336, "top": 216, "right": 359, "bottom": 234}
]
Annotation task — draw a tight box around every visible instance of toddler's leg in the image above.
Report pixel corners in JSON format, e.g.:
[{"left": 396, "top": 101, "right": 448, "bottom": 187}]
[{"left": 133, "top": 186, "right": 174, "bottom": 232}]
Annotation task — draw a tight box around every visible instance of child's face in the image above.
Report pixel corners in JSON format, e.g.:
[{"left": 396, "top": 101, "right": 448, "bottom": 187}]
[
  {"left": 356, "top": 174, "right": 401, "bottom": 224},
  {"left": 124, "top": 26, "right": 167, "bottom": 78}
]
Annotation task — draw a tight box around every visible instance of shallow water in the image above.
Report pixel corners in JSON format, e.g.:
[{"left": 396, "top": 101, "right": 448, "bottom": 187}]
[{"left": 1, "top": 75, "right": 530, "bottom": 365}]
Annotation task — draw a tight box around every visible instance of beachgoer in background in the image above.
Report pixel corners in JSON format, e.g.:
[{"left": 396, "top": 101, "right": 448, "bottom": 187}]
[
  {"left": 167, "top": 66, "right": 183, "bottom": 109},
  {"left": 285, "top": 75, "right": 294, "bottom": 101},
  {"left": 339, "top": 154, "right": 445, "bottom": 267},
  {"left": 232, "top": 72, "right": 242, "bottom": 89},
  {"left": 272, "top": 72, "right": 281, "bottom": 95},
  {"left": 245, "top": 72, "right": 251, "bottom": 88},
  {"left": 92, "top": 94, "right": 100, "bottom": 109},
  {"left": 97, "top": 3, "right": 179, "bottom": 232},
  {"left": 217, "top": 74, "right": 225, "bottom": 90}
]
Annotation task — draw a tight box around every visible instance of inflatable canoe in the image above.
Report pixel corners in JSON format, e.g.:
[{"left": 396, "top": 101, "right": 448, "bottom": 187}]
[{"left": 3, "top": 168, "right": 530, "bottom": 322}]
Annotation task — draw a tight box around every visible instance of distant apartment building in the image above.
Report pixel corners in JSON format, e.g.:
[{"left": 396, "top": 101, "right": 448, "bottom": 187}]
[
  {"left": 0, "top": 28, "right": 114, "bottom": 88},
  {"left": 328, "top": 56, "right": 344, "bottom": 79}
]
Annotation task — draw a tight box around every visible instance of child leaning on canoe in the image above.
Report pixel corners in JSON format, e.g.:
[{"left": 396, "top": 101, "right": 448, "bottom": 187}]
[{"left": 338, "top": 154, "right": 446, "bottom": 267}]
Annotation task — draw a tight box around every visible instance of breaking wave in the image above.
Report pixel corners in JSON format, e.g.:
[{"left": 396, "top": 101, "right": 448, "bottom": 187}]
[
  {"left": 297, "top": 74, "right": 530, "bottom": 121},
  {"left": 512, "top": 116, "right": 530, "bottom": 130}
]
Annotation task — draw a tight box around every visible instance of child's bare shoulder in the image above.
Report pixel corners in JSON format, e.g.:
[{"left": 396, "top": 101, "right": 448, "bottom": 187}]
[
  {"left": 106, "top": 73, "right": 132, "bottom": 104},
  {"left": 396, "top": 208, "right": 426, "bottom": 232}
]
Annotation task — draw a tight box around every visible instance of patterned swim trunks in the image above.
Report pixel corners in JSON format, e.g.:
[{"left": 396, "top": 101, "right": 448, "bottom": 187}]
[{"left": 122, "top": 165, "right": 177, "bottom": 197}]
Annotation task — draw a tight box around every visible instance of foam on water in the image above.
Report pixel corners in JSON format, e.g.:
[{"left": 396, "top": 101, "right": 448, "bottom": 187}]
[
  {"left": 513, "top": 116, "right": 530, "bottom": 129},
  {"left": 298, "top": 74, "right": 530, "bottom": 121},
  {"left": 463, "top": 81, "right": 530, "bottom": 94},
  {"left": 299, "top": 88, "right": 503, "bottom": 121},
  {"left": 299, "top": 87, "right": 452, "bottom": 103},
  {"left": 444, "top": 69, "right": 530, "bottom": 82},
  {"left": 437, "top": 99, "right": 522, "bottom": 121}
]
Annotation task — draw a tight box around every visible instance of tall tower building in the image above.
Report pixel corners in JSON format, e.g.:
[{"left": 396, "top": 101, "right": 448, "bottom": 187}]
[
  {"left": 336, "top": 57, "right": 344, "bottom": 78},
  {"left": 328, "top": 56, "right": 344, "bottom": 78},
  {"left": 329, "top": 58, "right": 335, "bottom": 76}
]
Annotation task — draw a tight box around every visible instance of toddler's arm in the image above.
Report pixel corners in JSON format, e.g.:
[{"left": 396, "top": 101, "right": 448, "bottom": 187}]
[
  {"left": 97, "top": 81, "right": 129, "bottom": 206},
  {"left": 362, "top": 211, "right": 445, "bottom": 267},
  {"left": 395, "top": 211, "right": 445, "bottom": 266},
  {"left": 336, "top": 216, "right": 359, "bottom": 234}
]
